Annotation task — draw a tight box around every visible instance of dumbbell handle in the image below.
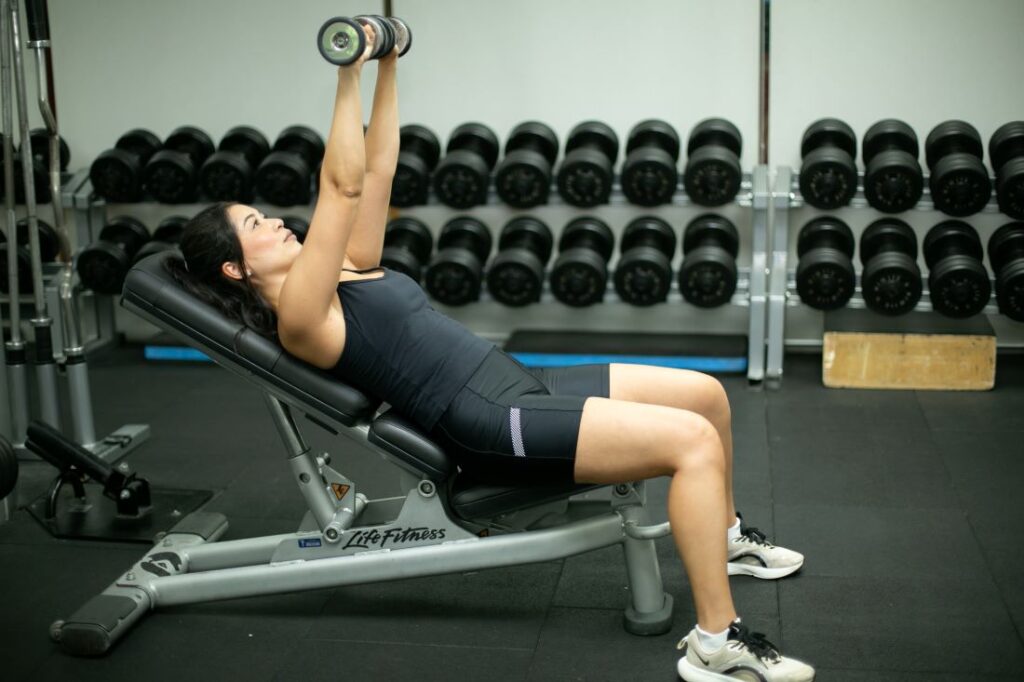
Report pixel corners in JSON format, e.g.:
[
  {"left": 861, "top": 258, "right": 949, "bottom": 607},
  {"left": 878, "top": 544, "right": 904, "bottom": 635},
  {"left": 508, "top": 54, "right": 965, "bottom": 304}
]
[{"left": 26, "top": 0, "right": 50, "bottom": 44}]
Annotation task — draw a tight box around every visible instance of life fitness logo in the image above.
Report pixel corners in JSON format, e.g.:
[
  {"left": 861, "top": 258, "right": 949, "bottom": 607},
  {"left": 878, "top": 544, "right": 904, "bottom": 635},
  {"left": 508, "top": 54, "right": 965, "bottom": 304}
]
[{"left": 341, "top": 526, "right": 447, "bottom": 550}]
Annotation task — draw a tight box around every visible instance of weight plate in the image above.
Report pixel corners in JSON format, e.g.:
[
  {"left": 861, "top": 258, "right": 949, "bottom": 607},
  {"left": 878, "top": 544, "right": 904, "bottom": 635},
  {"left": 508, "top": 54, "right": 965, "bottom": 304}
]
[
  {"left": 929, "top": 255, "right": 991, "bottom": 318},
  {"left": 626, "top": 120, "right": 681, "bottom": 161},
  {"left": 559, "top": 217, "right": 614, "bottom": 262},
  {"left": 556, "top": 151, "right": 613, "bottom": 207},
  {"left": 564, "top": 121, "right": 619, "bottom": 164},
  {"left": 989, "top": 121, "right": 1024, "bottom": 171},
  {"left": 799, "top": 146, "right": 858, "bottom": 209},
  {"left": 486, "top": 251, "right": 546, "bottom": 307},
  {"left": 923, "top": 220, "right": 983, "bottom": 269},
  {"left": 995, "top": 258, "right": 1024, "bottom": 322},
  {"left": 433, "top": 152, "right": 492, "bottom": 208},
  {"left": 495, "top": 149, "right": 552, "bottom": 207},
  {"left": 614, "top": 248, "right": 672, "bottom": 306},
  {"left": 401, "top": 125, "right": 442, "bottom": 170},
  {"left": 687, "top": 118, "right": 742, "bottom": 158},
  {"left": 164, "top": 126, "right": 215, "bottom": 163},
  {"left": 996, "top": 157, "right": 1024, "bottom": 219},
  {"left": 861, "top": 251, "right": 922, "bottom": 315},
  {"left": 925, "top": 120, "right": 984, "bottom": 169},
  {"left": 13, "top": 218, "right": 60, "bottom": 262},
  {"left": 987, "top": 222, "right": 1024, "bottom": 272},
  {"left": 929, "top": 154, "right": 992, "bottom": 216},
  {"left": 621, "top": 216, "right": 676, "bottom": 256},
  {"left": 505, "top": 121, "right": 559, "bottom": 164},
  {"left": 683, "top": 146, "right": 742, "bottom": 206},
  {"left": 25, "top": 128, "right": 70, "bottom": 172},
  {"left": 860, "top": 218, "right": 918, "bottom": 266},
  {"left": 256, "top": 151, "right": 313, "bottom": 206},
  {"left": 621, "top": 149, "right": 678, "bottom": 206},
  {"left": 388, "top": 16, "right": 413, "bottom": 57},
  {"left": 683, "top": 214, "right": 739, "bottom": 259},
  {"left": 499, "top": 216, "right": 553, "bottom": 263},
  {"left": 862, "top": 119, "right": 919, "bottom": 163},
  {"left": 274, "top": 126, "right": 325, "bottom": 165},
  {"left": 386, "top": 216, "right": 433, "bottom": 262},
  {"left": 318, "top": 17, "right": 366, "bottom": 65},
  {"left": 445, "top": 123, "right": 500, "bottom": 169},
  {"left": 550, "top": 252, "right": 607, "bottom": 307},
  {"left": 438, "top": 216, "right": 492, "bottom": 261},
  {"left": 678, "top": 248, "right": 738, "bottom": 308},
  {"left": 797, "top": 217, "right": 855, "bottom": 260},
  {"left": 424, "top": 252, "right": 483, "bottom": 306},
  {"left": 154, "top": 216, "right": 188, "bottom": 244},
  {"left": 863, "top": 149, "right": 923, "bottom": 213},
  {"left": 796, "top": 249, "right": 856, "bottom": 311},
  {"left": 800, "top": 118, "right": 857, "bottom": 160}
]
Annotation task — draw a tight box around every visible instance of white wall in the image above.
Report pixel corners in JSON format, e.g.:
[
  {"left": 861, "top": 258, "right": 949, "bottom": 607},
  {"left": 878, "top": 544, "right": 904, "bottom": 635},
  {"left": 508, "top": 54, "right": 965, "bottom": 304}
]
[{"left": 10, "top": 0, "right": 1022, "bottom": 179}]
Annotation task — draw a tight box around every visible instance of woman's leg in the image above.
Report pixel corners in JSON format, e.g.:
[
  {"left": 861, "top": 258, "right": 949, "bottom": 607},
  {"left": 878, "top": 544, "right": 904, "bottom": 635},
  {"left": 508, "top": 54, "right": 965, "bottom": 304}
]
[
  {"left": 608, "top": 365, "right": 737, "bottom": 526},
  {"left": 573, "top": 396, "right": 737, "bottom": 633}
]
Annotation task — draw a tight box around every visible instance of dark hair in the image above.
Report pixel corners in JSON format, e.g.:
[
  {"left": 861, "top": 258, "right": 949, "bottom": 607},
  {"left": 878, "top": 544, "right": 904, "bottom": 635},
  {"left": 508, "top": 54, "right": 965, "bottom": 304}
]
[{"left": 164, "top": 202, "right": 279, "bottom": 344}]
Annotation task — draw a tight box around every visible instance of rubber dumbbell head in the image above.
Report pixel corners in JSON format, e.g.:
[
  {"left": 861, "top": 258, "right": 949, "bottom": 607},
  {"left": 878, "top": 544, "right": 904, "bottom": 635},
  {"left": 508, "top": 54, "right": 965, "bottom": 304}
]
[
  {"left": 152, "top": 215, "right": 188, "bottom": 245},
  {"left": 550, "top": 217, "right": 615, "bottom": 307},
  {"left": 424, "top": 216, "right": 493, "bottom": 305},
  {"left": 795, "top": 217, "right": 856, "bottom": 311},
  {"left": 987, "top": 222, "right": 1024, "bottom": 322},
  {"left": 925, "top": 120, "right": 992, "bottom": 217},
  {"left": 144, "top": 126, "right": 215, "bottom": 203},
  {"left": 684, "top": 118, "right": 743, "bottom": 207},
  {"left": 989, "top": 121, "right": 1024, "bottom": 220},
  {"left": 621, "top": 119, "right": 680, "bottom": 206},
  {"left": 556, "top": 121, "right": 619, "bottom": 207},
  {"left": 486, "top": 216, "right": 553, "bottom": 307},
  {"left": 77, "top": 216, "right": 150, "bottom": 294},
  {"left": 495, "top": 122, "right": 559, "bottom": 208},
  {"left": 24, "top": 128, "right": 70, "bottom": 172},
  {"left": 382, "top": 217, "right": 433, "bottom": 282},
  {"left": 317, "top": 17, "right": 367, "bottom": 65},
  {"left": 432, "top": 123, "right": 500, "bottom": 208},
  {"left": 859, "top": 218, "right": 923, "bottom": 315},
  {"left": 679, "top": 214, "right": 740, "bottom": 308},
  {"left": 862, "top": 119, "right": 923, "bottom": 213},
  {"left": 200, "top": 126, "right": 271, "bottom": 202},
  {"left": 923, "top": 220, "right": 991, "bottom": 318},
  {"left": 799, "top": 118, "right": 858, "bottom": 209},
  {"left": 388, "top": 16, "right": 413, "bottom": 56},
  {"left": 613, "top": 216, "right": 676, "bottom": 306},
  {"left": 256, "top": 125, "right": 325, "bottom": 206},
  {"left": 391, "top": 125, "right": 441, "bottom": 207},
  {"left": 89, "top": 129, "right": 162, "bottom": 202},
  {"left": 0, "top": 218, "right": 59, "bottom": 293}
]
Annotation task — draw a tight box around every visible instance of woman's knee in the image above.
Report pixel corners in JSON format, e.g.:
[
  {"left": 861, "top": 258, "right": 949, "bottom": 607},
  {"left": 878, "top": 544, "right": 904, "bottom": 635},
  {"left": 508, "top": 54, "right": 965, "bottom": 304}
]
[
  {"left": 694, "top": 374, "right": 731, "bottom": 427},
  {"left": 668, "top": 413, "right": 725, "bottom": 476}
]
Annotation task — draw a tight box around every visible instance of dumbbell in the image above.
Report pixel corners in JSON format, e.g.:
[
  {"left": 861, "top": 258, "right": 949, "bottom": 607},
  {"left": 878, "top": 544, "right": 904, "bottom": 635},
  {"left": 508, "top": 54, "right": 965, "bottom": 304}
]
[
  {"left": 486, "top": 217, "right": 553, "bottom": 307},
  {"left": 621, "top": 119, "right": 680, "bottom": 206},
  {"left": 795, "top": 217, "right": 856, "bottom": 311},
  {"left": 391, "top": 125, "right": 441, "bottom": 207},
  {"left": 925, "top": 120, "right": 991, "bottom": 217},
  {"left": 424, "top": 216, "right": 492, "bottom": 305},
  {"left": 495, "top": 122, "right": 559, "bottom": 208},
  {"left": 281, "top": 216, "right": 310, "bottom": 244},
  {"left": 613, "top": 216, "right": 676, "bottom": 306},
  {"left": 922, "top": 221, "right": 991, "bottom": 318},
  {"left": 556, "top": 121, "right": 619, "bottom": 207},
  {"left": 317, "top": 15, "right": 412, "bottom": 66},
  {"left": 143, "top": 126, "right": 215, "bottom": 203},
  {"left": 89, "top": 129, "right": 163, "bottom": 202},
  {"left": 678, "top": 214, "right": 739, "bottom": 308},
  {"left": 798, "top": 118, "right": 858, "bottom": 209},
  {"left": 381, "top": 217, "right": 433, "bottom": 282},
  {"left": 862, "top": 119, "right": 923, "bottom": 213},
  {"left": 256, "top": 126, "right": 325, "bottom": 206},
  {"left": 549, "top": 217, "right": 615, "bottom": 307},
  {"left": 22, "top": 129, "right": 70, "bottom": 172},
  {"left": 76, "top": 216, "right": 151, "bottom": 295},
  {"left": 133, "top": 216, "right": 187, "bottom": 264},
  {"left": 0, "top": 218, "right": 60, "bottom": 293},
  {"left": 989, "top": 121, "right": 1024, "bottom": 219},
  {"left": 987, "top": 223, "right": 1024, "bottom": 322},
  {"left": 859, "top": 218, "right": 923, "bottom": 316},
  {"left": 200, "top": 126, "right": 271, "bottom": 202},
  {"left": 432, "top": 123, "right": 500, "bottom": 208},
  {"left": 0, "top": 135, "right": 51, "bottom": 204},
  {"left": 683, "top": 118, "right": 743, "bottom": 206}
]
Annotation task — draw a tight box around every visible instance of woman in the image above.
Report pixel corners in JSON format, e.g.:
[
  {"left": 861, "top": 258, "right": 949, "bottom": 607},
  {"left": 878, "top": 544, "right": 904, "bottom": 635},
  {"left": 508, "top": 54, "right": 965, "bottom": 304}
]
[{"left": 167, "top": 26, "right": 814, "bottom": 682}]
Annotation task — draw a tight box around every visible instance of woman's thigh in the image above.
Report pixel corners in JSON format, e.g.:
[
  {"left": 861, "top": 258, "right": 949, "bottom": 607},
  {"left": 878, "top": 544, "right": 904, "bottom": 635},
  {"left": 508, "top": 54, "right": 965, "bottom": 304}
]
[{"left": 608, "top": 364, "right": 729, "bottom": 419}]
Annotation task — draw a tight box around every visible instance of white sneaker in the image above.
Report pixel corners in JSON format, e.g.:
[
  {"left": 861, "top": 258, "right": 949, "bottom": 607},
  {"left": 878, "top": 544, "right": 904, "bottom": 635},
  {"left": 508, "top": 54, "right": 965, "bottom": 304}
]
[
  {"left": 727, "top": 513, "right": 804, "bottom": 579},
  {"left": 677, "top": 622, "right": 815, "bottom": 681}
]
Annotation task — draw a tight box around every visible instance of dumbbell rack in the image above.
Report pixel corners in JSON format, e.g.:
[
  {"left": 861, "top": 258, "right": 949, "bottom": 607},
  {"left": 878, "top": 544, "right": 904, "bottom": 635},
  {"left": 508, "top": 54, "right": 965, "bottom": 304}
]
[
  {"left": 0, "top": 169, "right": 118, "bottom": 361},
  {"left": 766, "top": 166, "right": 1024, "bottom": 383},
  {"left": 395, "top": 166, "right": 773, "bottom": 383}
]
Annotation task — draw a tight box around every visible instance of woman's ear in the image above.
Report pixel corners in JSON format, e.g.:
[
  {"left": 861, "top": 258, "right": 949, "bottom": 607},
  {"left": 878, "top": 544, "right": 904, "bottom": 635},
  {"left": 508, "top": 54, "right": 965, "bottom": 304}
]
[{"left": 221, "top": 261, "right": 246, "bottom": 280}]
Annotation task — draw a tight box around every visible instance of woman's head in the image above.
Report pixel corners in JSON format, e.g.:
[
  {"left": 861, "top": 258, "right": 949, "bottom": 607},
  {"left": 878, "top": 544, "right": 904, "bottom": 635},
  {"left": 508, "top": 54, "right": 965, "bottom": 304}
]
[{"left": 164, "top": 202, "right": 301, "bottom": 341}]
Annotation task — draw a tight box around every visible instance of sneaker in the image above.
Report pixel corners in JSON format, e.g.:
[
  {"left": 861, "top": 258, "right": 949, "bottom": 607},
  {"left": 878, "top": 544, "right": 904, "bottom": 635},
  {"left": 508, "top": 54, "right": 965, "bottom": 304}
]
[
  {"left": 727, "top": 513, "right": 804, "bottom": 579},
  {"left": 677, "top": 622, "right": 815, "bottom": 681}
]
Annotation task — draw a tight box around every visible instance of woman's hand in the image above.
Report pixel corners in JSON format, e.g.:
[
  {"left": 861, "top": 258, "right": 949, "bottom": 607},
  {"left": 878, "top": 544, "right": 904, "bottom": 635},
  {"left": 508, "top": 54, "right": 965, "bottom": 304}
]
[{"left": 339, "top": 21, "right": 376, "bottom": 74}]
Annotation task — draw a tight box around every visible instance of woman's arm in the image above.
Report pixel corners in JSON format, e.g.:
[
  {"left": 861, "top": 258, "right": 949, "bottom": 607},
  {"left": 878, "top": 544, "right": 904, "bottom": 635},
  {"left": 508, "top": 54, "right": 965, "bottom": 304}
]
[
  {"left": 278, "top": 42, "right": 370, "bottom": 339},
  {"left": 343, "top": 50, "right": 399, "bottom": 268}
]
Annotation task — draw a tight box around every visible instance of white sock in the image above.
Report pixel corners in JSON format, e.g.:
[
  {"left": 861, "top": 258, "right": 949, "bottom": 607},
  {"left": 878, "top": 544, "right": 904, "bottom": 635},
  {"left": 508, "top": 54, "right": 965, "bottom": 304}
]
[
  {"left": 695, "top": 624, "right": 729, "bottom": 652},
  {"left": 727, "top": 516, "right": 741, "bottom": 541}
]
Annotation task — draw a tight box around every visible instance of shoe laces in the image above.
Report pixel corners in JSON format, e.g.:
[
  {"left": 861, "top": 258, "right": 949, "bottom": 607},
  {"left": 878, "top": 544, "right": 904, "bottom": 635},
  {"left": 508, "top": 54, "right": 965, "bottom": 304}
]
[
  {"left": 728, "top": 622, "right": 782, "bottom": 663},
  {"left": 737, "top": 522, "right": 773, "bottom": 547}
]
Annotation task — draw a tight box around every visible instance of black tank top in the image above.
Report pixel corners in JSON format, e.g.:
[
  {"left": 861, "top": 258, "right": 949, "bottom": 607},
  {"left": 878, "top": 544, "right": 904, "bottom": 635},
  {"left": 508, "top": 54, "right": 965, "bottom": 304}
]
[{"left": 331, "top": 266, "right": 495, "bottom": 430}]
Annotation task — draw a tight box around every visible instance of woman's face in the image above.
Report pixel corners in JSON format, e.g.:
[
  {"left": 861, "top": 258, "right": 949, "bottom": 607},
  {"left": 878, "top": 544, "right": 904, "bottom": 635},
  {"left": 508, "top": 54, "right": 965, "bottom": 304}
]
[{"left": 223, "top": 204, "right": 300, "bottom": 281}]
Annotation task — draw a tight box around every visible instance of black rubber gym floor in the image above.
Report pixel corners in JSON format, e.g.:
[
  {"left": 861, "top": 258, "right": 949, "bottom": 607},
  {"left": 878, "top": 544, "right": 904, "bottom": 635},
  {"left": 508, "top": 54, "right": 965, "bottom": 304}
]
[{"left": 2, "top": 348, "right": 1023, "bottom": 681}]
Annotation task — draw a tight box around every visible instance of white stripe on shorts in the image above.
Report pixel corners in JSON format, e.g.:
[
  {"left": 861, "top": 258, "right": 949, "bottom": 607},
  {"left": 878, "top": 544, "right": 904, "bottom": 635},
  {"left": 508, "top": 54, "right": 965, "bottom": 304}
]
[{"left": 510, "top": 407, "right": 525, "bottom": 457}]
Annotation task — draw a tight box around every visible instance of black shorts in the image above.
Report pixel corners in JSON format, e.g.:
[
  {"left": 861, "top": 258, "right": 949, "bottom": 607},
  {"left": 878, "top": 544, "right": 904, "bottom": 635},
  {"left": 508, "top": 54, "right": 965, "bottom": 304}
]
[{"left": 428, "top": 347, "right": 610, "bottom": 485}]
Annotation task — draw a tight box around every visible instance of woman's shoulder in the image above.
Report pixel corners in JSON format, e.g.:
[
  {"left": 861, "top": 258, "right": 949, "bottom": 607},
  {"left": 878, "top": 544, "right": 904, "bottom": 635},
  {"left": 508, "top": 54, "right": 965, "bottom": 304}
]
[{"left": 279, "top": 302, "right": 346, "bottom": 370}]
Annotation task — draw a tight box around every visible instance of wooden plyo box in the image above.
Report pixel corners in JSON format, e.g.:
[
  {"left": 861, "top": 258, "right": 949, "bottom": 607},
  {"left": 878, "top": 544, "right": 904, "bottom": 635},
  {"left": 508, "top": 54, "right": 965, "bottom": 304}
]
[{"left": 821, "top": 309, "right": 996, "bottom": 391}]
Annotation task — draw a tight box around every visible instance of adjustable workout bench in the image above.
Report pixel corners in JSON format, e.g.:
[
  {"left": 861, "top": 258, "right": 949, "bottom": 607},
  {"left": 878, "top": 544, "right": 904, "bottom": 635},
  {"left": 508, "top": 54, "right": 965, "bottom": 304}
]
[{"left": 49, "top": 252, "right": 675, "bottom": 656}]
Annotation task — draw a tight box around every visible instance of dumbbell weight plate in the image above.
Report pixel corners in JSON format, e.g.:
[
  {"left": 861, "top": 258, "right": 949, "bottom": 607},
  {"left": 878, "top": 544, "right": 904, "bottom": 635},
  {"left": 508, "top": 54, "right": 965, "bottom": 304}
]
[
  {"left": 990, "top": 122, "right": 1024, "bottom": 219},
  {"left": 556, "top": 121, "right": 619, "bottom": 207},
  {"left": 549, "top": 218, "right": 614, "bottom": 307},
  {"left": 145, "top": 126, "right": 216, "bottom": 203},
  {"left": 424, "top": 217, "right": 491, "bottom": 305},
  {"left": 382, "top": 217, "right": 432, "bottom": 281},
  {"left": 925, "top": 121, "right": 991, "bottom": 217},
  {"left": 0, "top": 245, "right": 33, "bottom": 293},
  {"left": 153, "top": 216, "right": 188, "bottom": 245},
  {"left": 134, "top": 240, "right": 179, "bottom": 264},
  {"left": 318, "top": 17, "right": 367, "bottom": 65},
  {"left": 486, "top": 217, "right": 553, "bottom": 307},
  {"left": 860, "top": 218, "right": 922, "bottom": 315},
  {"left": 987, "top": 222, "right": 1024, "bottom": 322},
  {"left": 392, "top": 125, "right": 441, "bottom": 207},
  {"left": 14, "top": 218, "right": 61, "bottom": 262},
  {"left": 77, "top": 217, "right": 150, "bottom": 295},
  {"left": 863, "top": 120, "right": 923, "bottom": 213},
  {"left": 679, "top": 215, "right": 740, "bottom": 308},
  {"left": 433, "top": 124, "right": 500, "bottom": 208},
  {"left": 388, "top": 16, "right": 413, "bottom": 57},
  {"left": 621, "top": 120, "right": 680, "bottom": 206},
  {"left": 684, "top": 118, "right": 743, "bottom": 206},
  {"left": 0, "top": 436, "right": 17, "bottom": 500},
  {"left": 799, "top": 119, "right": 858, "bottom": 209},
  {"left": 26, "top": 128, "right": 70, "bottom": 172},
  {"left": 614, "top": 217, "right": 676, "bottom": 306},
  {"left": 89, "top": 129, "right": 162, "bottom": 202},
  {"left": 495, "top": 122, "right": 559, "bottom": 208},
  {"left": 795, "top": 217, "right": 856, "bottom": 311},
  {"left": 200, "top": 126, "right": 271, "bottom": 201},
  {"left": 355, "top": 16, "right": 393, "bottom": 59}
]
